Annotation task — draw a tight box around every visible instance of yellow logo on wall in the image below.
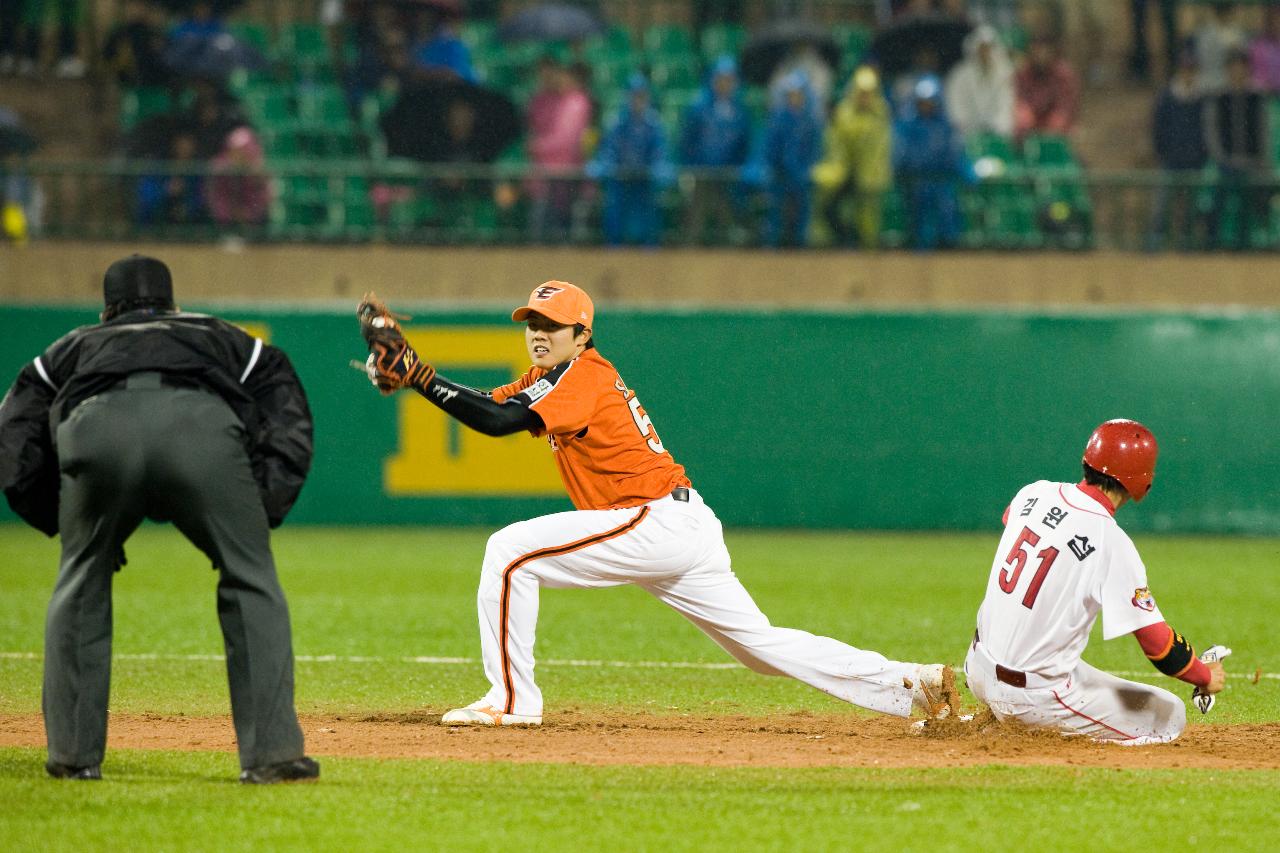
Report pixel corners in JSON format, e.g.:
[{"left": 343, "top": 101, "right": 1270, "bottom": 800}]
[{"left": 384, "top": 327, "right": 562, "bottom": 496}]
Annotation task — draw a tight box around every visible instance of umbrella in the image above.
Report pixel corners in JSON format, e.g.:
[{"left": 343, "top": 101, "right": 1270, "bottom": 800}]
[
  {"left": 164, "top": 32, "right": 270, "bottom": 79},
  {"left": 154, "top": 0, "right": 247, "bottom": 12},
  {"left": 739, "top": 20, "right": 840, "bottom": 86},
  {"left": 380, "top": 80, "right": 521, "bottom": 163},
  {"left": 0, "top": 108, "right": 37, "bottom": 157},
  {"left": 498, "top": 3, "right": 605, "bottom": 43},
  {"left": 869, "top": 14, "right": 972, "bottom": 77}
]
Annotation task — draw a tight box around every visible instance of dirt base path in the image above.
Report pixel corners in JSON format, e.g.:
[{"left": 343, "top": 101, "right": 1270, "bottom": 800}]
[{"left": 3, "top": 712, "right": 1279, "bottom": 770}]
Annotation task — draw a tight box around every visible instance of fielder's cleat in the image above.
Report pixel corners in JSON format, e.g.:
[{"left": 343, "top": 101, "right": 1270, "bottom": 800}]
[
  {"left": 45, "top": 760, "right": 102, "bottom": 780},
  {"left": 441, "top": 700, "right": 542, "bottom": 727},
  {"left": 911, "top": 664, "right": 959, "bottom": 720},
  {"left": 239, "top": 756, "right": 320, "bottom": 785}
]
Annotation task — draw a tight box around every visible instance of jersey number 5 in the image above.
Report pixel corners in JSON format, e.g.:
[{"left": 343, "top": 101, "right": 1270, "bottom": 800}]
[
  {"left": 999, "top": 526, "right": 1060, "bottom": 610},
  {"left": 627, "top": 397, "right": 665, "bottom": 454}
]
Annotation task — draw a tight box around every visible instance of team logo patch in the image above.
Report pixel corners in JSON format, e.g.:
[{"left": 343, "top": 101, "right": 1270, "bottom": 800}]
[
  {"left": 1131, "top": 587, "right": 1156, "bottom": 611},
  {"left": 532, "top": 285, "right": 564, "bottom": 300},
  {"left": 523, "top": 378, "right": 554, "bottom": 402}
]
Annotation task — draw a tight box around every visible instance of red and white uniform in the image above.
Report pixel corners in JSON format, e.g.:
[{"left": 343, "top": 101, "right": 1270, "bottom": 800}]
[
  {"left": 474, "top": 348, "right": 925, "bottom": 719},
  {"left": 965, "top": 480, "right": 1187, "bottom": 744}
]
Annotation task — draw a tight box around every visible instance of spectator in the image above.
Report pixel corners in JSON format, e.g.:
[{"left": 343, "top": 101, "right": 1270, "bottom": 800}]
[
  {"left": 1249, "top": 6, "right": 1280, "bottom": 95},
  {"left": 526, "top": 54, "right": 592, "bottom": 242},
  {"left": 206, "top": 126, "right": 271, "bottom": 228},
  {"left": 760, "top": 72, "right": 823, "bottom": 248},
  {"left": 1014, "top": 37, "right": 1080, "bottom": 141},
  {"left": 1203, "top": 48, "right": 1273, "bottom": 250},
  {"left": 968, "top": 1, "right": 1019, "bottom": 31},
  {"left": 891, "top": 45, "right": 942, "bottom": 120},
  {"left": 893, "top": 75, "right": 971, "bottom": 250},
  {"left": 945, "top": 24, "right": 1014, "bottom": 140},
  {"left": 679, "top": 56, "right": 753, "bottom": 246},
  {"left": 1, "top": 159, "right": 41, "bottom": 244},
  {"left": 169, "top": 0, "right": 226, "bottom": 42},
  {"left": 137, "top": 131, "right": 210, "bottom": 226},
  {"left": 588, "top": 74, "right": 671, "bottom": 247},
  {"left": 182, "top": 81, "right": 245, "bottom": 159},
  {"left": 1147, "top": 50, "right": 1209, "bottom": 251},
  {"left": 1128, "top": 0, "right": 1180, "bottom": 82},
  {"left": 813, "top": 66, "right": 893, "bottom": 249},
  {"left": 0, "top": 0, "right": 83, "bottom": 77},
  {"left": 346, "top": 5, "right": 413, "bottom": 109},
  {"left": 410, "top": 6, "right": 474, "bottom": 82},
  {"left": 1193, "top": 1, "right": 1245, "bottom": 94},
  {"left": 102, "top": 0, "right": 168, "bottom": 87},
  {"left": 768, "top": 44, "right": 835, "bottom": 117}
]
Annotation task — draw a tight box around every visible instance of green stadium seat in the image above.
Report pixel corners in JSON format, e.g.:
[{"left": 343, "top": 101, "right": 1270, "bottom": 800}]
[
  {"left": 120, "top": 86, "right": 172, "bottom": 130},
  {"left": 742, "top": 86, "right": 769, "bottom": 122},
  {"left": 240, "top": 84, "right": 295, "bottom": 130},
  {"left": 880, "top": 187, "right": 908, "bottom": 247},
  {"left": 833, "top": 24, "right": 873, "bottom": 77},
  {"left": 1271, "top": 100, "right": 1280, "bottom": 165},
  {"left": 643, "top": 24, "right": 695, "bottom": 60},
  {"left": 459, "top": 21, "right": 496, "bottom": 53},
  {"left": 228, "top": 22, "right": 271, "bottom": 54},
  {"left": 650, "top": 57, "right": 700, "bottom": 92},
  {"left": 296, "top": 84, "right": 352, "bottom": 128},
  {"left": 700, "top": 23, "right": 746, "bottom": 63},
  {"left": 281, "top": 23, "right": 328, "bottom": 57},
  {"left": 1021, "top": 133, "right": 1078, "bottom": 170},
  {"left": 659, "top": 87, "right": 699, "bottom": 133}
]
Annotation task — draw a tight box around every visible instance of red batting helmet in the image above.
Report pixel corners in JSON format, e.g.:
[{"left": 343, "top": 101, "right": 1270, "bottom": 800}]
[{"left": 1082, "top": 419, "right": 1158, "bottom": 502}]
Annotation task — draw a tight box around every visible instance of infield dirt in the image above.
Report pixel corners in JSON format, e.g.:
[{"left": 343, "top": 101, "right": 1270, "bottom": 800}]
[{"left": 3, "top": 712, "right": 1278, "bottom": 770}]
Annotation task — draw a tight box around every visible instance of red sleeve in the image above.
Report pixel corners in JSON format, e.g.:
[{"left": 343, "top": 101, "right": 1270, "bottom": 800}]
[
  {"left": 1133, "top": 622, "right": 1211, "bottom": 688},
  {"left": 1001, "top": 503, "right": 1011, "bottom": 526}
]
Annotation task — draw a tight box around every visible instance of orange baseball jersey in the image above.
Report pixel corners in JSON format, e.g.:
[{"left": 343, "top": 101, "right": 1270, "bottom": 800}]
[{"left": 491, "top": 348, "right": 689, "bottom": 510}]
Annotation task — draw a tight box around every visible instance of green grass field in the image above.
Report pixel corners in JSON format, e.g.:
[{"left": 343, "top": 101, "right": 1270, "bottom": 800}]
[{"left": 2, "top": 524, "right": 1278, "bottom": 851}]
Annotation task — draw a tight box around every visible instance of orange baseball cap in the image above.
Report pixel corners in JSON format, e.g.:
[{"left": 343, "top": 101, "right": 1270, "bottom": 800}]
[{"left": 511, "top": 281, "right": 594, "bottom": 329}]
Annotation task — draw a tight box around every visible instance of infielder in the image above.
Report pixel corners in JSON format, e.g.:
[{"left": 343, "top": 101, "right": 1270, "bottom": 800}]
[
  {"left": 965, "top": 419, "right": 1226, "bottom": 744},
  {"left": 357, "top": 282, "right": 958, "bottom": 726}
]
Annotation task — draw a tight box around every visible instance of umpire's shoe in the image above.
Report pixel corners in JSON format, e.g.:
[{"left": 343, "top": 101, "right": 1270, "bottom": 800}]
[
  {"left": 46, "top": 760, "right": 102, "bottom": 780},
  {"left": 239, "top": 756, "right": 320, "bottom": 785}
]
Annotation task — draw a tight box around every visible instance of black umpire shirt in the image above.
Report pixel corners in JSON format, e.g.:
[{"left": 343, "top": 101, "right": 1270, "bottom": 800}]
[{"left": 0, "top": 309, "right": 313, "bottom": 535}]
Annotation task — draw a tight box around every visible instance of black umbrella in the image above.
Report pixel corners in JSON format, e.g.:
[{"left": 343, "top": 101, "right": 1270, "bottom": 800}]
[
  {"left": 380, "top": 80, "right": 521, "bottom": 163},
  {"left": 739, "top": 20, "right": 840, "bottom": 86},
  {"left": 0, "top": 108, "right": 37, "bottom": 157},
  {"left": 869, "top": 14, "right": 972, "bottom": 77},
  {"left": 498, "top": 3, "right": 605, "bottom": 43},
  {"left": 154, "top": 0, "right": 248, "bottom": 12},
  {"left": 164, "top": 31, "right": 270, "bottom": 79}
]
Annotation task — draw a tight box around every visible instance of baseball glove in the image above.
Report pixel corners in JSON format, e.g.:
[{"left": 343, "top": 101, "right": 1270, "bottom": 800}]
[{"left": 356, "top": 292, "right": 434, "bottom": 395}]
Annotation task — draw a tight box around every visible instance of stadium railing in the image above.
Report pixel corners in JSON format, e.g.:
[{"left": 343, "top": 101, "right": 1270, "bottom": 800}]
[{"left": 7, "top": 160, "right": 1278, "bottom": 252}]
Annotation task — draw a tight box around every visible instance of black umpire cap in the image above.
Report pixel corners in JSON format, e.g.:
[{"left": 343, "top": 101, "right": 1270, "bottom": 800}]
[{"left": 103, "top": 254, "right": 175, "bottom": 309}]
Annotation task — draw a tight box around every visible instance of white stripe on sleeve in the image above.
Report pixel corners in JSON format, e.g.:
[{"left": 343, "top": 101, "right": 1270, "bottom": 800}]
[
  {"left": 239, "top": 338, "right": 263, "bottom": 383},
  {"left": 32, "top": 357, "right": 57, "bottom": 390}
]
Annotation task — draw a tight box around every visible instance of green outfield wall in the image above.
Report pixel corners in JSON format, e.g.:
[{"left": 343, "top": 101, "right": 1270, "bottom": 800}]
[{"left": 2, "top": 304, "right": 1277, "bottom": 534}]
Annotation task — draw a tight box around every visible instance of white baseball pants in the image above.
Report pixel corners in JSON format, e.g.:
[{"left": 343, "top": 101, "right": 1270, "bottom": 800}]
[
  {"left": 474, "top": 488, "right": 922, "bottom": 718},
  {"left": 965, "top": 640, "right": 1187, "bottom": 745}
]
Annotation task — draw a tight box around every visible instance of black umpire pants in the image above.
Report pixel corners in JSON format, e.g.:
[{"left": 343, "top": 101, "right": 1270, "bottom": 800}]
[{"left": 45, "top": 372, "right": 305, "bottom": 770}]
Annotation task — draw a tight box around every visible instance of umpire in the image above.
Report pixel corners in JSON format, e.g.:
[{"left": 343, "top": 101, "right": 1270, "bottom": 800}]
[{"left": 0, "top": 255, "right": 318, "bottom": 784}]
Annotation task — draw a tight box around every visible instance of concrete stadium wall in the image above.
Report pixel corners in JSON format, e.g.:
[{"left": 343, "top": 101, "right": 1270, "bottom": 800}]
[{"left": 3, "top": 244, "right": 1280, "bottom": 309}]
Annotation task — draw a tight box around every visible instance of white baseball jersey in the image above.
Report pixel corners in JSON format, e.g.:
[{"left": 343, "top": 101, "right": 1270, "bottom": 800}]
[{"left": 975, "top": 480, "right": 1166, "bottom": 681}]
